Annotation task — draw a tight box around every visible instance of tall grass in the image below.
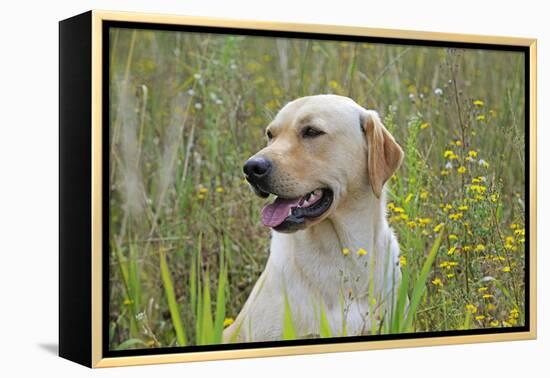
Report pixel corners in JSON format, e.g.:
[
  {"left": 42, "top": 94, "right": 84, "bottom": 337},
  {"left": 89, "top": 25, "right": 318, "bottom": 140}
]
[{"left": 108, "top": 29, "right": 526, "bottom": 349}]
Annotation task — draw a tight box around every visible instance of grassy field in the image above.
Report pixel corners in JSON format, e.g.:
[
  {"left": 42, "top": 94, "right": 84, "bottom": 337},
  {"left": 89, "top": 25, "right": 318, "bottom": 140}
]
[{"left": 108, "top": 28, "right": 526, "bottom": 349}]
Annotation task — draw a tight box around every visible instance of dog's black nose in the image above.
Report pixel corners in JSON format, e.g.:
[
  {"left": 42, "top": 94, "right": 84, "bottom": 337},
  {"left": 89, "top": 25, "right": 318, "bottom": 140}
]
[{"left": 243, "top": 157, "right": 272, "bottom": 181}]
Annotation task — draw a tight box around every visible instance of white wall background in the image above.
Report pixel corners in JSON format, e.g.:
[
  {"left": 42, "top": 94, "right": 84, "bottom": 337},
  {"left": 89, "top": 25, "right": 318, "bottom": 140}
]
[{"left": 0, "top": 0, "right": 546, "bottom": 376}]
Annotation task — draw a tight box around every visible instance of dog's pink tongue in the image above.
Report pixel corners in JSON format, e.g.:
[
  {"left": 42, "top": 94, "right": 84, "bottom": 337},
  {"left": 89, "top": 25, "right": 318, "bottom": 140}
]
[{"left": 261, "top": 197, "right": 301, "bottom": 227}]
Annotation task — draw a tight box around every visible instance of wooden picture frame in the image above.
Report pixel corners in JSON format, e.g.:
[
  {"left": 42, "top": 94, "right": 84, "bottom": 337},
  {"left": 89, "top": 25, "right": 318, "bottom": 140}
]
[{"left": 59, "top": 10, "right": 537, "bottom": 368}]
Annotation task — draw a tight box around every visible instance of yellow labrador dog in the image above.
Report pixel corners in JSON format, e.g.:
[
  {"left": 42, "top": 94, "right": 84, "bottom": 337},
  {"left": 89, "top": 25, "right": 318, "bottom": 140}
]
[{"left": 224, "top": 95, "right": 404, "bottom": 342}]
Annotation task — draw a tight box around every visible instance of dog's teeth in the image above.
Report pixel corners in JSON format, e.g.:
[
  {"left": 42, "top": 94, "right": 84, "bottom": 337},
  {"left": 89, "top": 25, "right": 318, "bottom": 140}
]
[{"left": 288, "top": 208, "right": 293, "bottom": 216}]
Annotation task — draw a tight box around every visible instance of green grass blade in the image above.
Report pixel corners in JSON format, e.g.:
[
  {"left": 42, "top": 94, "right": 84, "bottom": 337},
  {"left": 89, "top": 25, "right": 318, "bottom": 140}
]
[
  {"left": 189, "top": 251, "right": 197, "bottom": 316},
  {"left": 213, "top": 264, "right": 227, "bottom": 343},
  {"left": 319, "top": 303, "right": 332, "bottom": 338},
  {"left": 282, "top": 294, "right": 296, "bottom": 340},
  {"left": 392, "top": 266, "right": 410, "bottom": 333},
  {"left": 463, "top": 311, "right": 472, "bottom": 330},
  {"left": 159, "top": 247, "right": 187, "bottom": 346},
  {"left": 200, "top": 271, "right": 215, "bottom": 344},
  {"left": 401, "top": 224, "right": 445, "bottom": 332}
]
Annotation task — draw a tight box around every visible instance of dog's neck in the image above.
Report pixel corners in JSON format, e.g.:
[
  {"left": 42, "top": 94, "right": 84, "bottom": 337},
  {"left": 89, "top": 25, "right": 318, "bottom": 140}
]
[{"left": 327, "top": 189, "right": 387, "bottom": 253}]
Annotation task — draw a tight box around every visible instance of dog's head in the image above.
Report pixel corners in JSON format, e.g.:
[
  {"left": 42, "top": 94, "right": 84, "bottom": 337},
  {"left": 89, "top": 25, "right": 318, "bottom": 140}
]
[{"left": 244, "top": 95, "right": 403, "bottom": 233}]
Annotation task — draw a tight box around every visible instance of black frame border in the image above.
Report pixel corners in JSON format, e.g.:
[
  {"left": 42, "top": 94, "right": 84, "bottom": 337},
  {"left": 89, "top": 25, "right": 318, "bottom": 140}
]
[{"left": 101, "top": 20, "right": 531, "bottom": 359}]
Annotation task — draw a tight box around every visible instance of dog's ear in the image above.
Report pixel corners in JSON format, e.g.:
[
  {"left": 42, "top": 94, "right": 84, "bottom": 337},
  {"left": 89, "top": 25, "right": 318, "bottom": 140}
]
[{"left": 362, "top": 110, "right": 404, "bottom": 198}]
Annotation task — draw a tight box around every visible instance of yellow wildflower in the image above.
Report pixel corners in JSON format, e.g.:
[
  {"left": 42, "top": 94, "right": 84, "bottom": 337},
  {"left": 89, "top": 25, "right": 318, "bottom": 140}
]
[
  {"left": 457, "top": 166, "right": 467, "bottom": 174},
  {"left": 342, "top": 248, "right": 350, "bottom": 256},
  {"left": 443, "top": 150, "right": 454, "bottom": 159},
  {"left": 447, "top": 246, "right": 457, "bottom": 256},
  {"left": 434, "top": 223, "right": 445, "bottom": 233},
  {"left": 476, "top": 114, "right": 486, "bottom": 121},
  {"left": 449, "top": 234, "right": 458, "bottom": 241},
  {"left": 418, "top": 217, "right": 432, "bottom": 226},
  {"left": 447, "top": 273, "right": 455, "bottom": 278},
  {"left": 475, "top": 244, "right": 486, "bottom": 252},
  {"left": 223, "top": 317, "right": 235, "bottom": 327},
  {"left": 468, "top": 150, "right": 478, "bottom": 158},
  {"left": 420, "top": 191, "right": 429, "bottom": 200},
  {"left": 197, "top": 194, "right": 206, "bottom": 200},
  {"left": 393, "top": 206, "right": 405, "bottom": 213},
  {"left": 449, "top": 212, "right": 463, "bottom": 221},
  {"left": 357, "top": 248, "right": 368, "bottom": 256},
  {"left": 514, "top": 228, "right": 526, "bottom": 236},
  {"left": 439, "top": 261, "right": 458, "bottom": 270},
  {"left": 490, "top": 320, "right": 500, "bottom": 327},
  {"left": 482, "top": 294, "right": 494, "bottom": 299},
  {"left": 473, "top": 100, "right": 484, "bottom": 106},
  {"left": 399, "top": 255, "right": 407, "bottom": 267},
  {"left": 387, "top": 202, "right": 396, "bottom": 211},
  {"left": 123, "top": 298, "right": 134, "bottom": 305},
  {"left": 466, "top": 304, "right": 478, "bottom": 314},
  {"left": 502, "top": 266, "right": 511, "bottom": 273},
  {"left": 407, "top": 221, "right": 417, "bottom": 229},
  {"left": 215, "top": 186, "right": 224, "bottom": 193},
  {"left": 420, "top": 122, "right": 429, "bottom": 130},
  {"left": 478, "top": 287, "right": 488, "bottom": 293},
  {"left": 475, "top": 315, "right": 486, "bottom": 321},
  {"left": 405, "top": 193, "right": 414, "bottom": 203},
  {"left": 198, "top": 187, "right": 209, "bottom": 194},
  {"left": 432, "top": 278, "right": 443, "bottom": 286},
  {"left": 455, "top": 140, "right": 463, "bottom": 147},
  {"left": 469, "top": 185, "right": 487, "bottom": 194},
  {"left": 458, "top": 205, "right": 469, "bottom": 211}
]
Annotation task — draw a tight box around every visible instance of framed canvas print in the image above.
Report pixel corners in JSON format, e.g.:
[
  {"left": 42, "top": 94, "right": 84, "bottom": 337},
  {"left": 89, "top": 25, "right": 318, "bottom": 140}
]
[{"left": 59, "top": 10, "right": 537, "bottom": 368}]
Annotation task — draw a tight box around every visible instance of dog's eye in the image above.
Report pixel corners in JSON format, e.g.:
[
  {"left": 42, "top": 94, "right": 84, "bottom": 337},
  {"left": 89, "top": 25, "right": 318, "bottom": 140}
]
[
  {"left": 266, "top": 130, "right": 273, "bottom": 140},
  {"left": 302, "top": 126, "right": 325, "bottom": 138}
]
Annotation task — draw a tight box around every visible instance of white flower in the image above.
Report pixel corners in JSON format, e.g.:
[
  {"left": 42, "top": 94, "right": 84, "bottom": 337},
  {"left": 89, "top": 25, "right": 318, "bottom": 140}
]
[
  {"left": 230, "top": 63, "right": 237, "bottom": 70},
  {"left": 478, "top": 159, "right": 487, "bottom": 166},
  {"left": 445, "top": 161, "right": 453, "bottom": 169},
  {"left": 408, "top": 93, "right": 415, "bottom": 100},
  {"left": 434, "top": 88, "right": 443, "bottom": 96},
  {"left": 194, "top": 102, "right": 202, "bottom": 110},
  {"left": 215, "top": 99, "right": 223, "bottom": 105},
  {"left": 187, "top": 89, "right": 195, "bottom": 96},
  {"left": 193, "top": 73, "right": 202, "bottom": 80}
]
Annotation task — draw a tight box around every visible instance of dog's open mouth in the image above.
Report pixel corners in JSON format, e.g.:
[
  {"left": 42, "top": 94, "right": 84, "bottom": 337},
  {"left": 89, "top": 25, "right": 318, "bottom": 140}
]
[{"left": 261, "top": 188, "right": 334, "bottom": 232}]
